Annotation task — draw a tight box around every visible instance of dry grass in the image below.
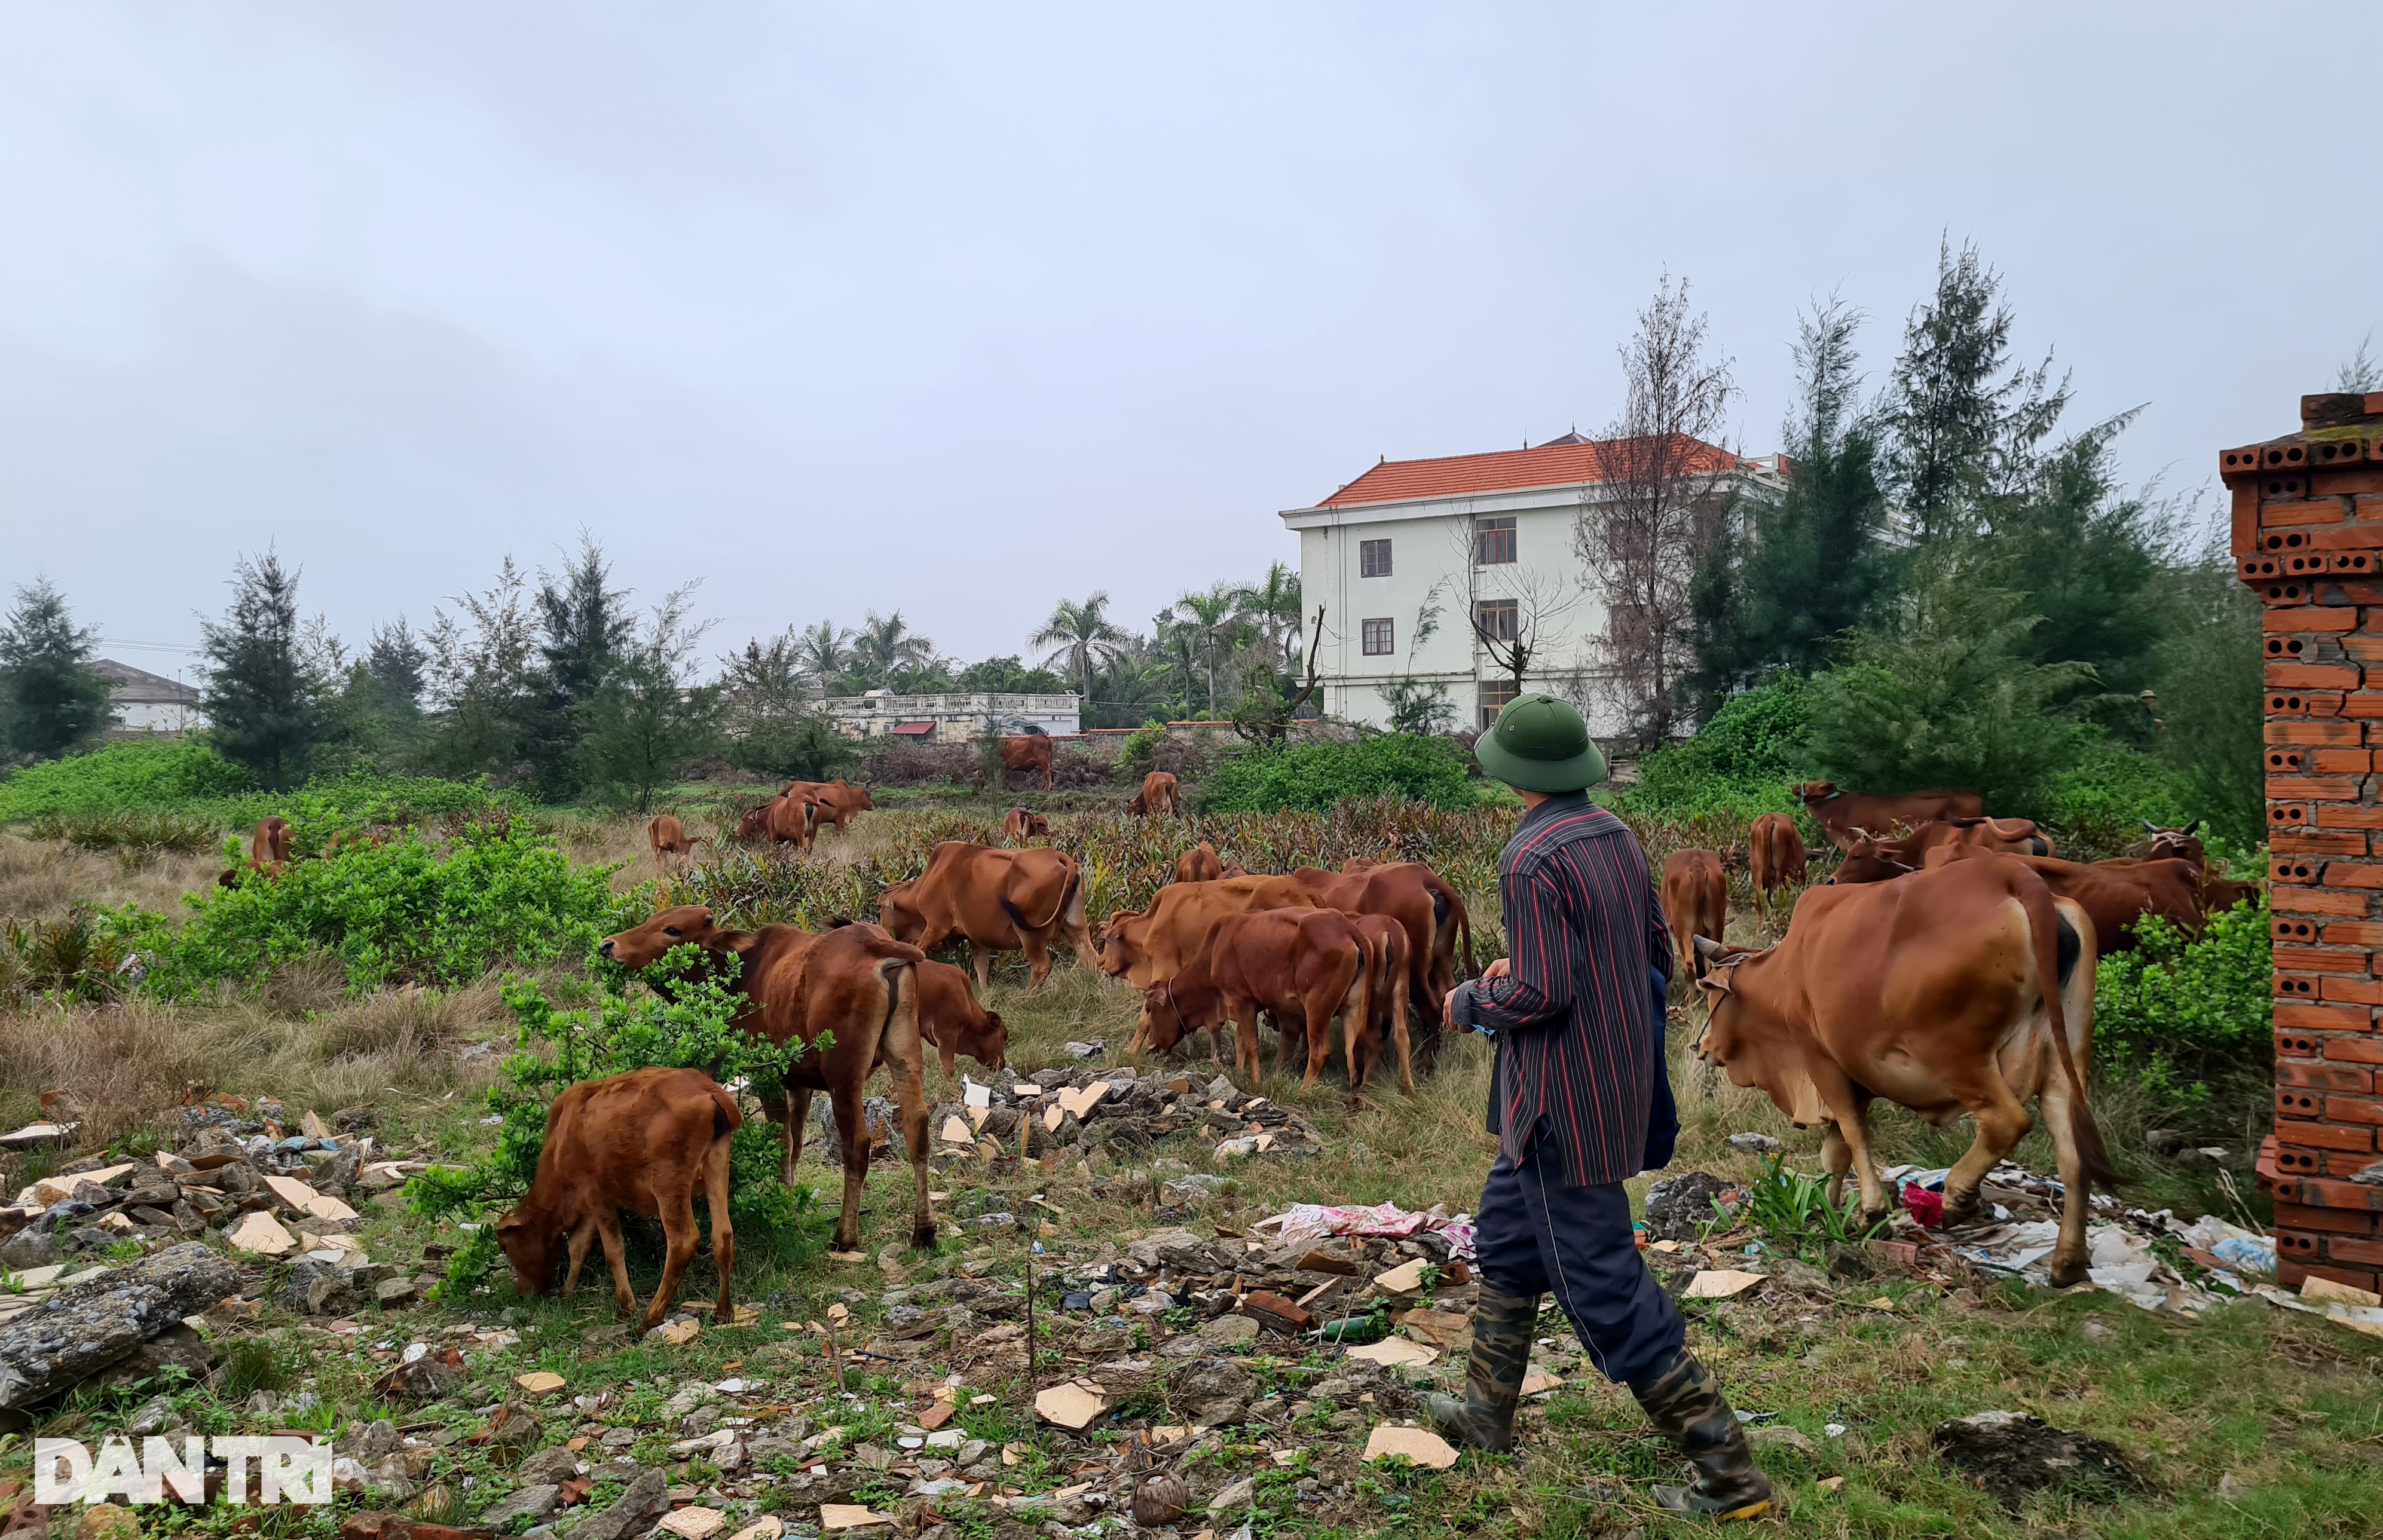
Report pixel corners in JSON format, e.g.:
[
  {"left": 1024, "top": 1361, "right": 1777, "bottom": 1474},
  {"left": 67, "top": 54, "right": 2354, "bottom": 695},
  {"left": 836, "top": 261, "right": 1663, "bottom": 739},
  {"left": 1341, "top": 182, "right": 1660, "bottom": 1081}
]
[{"left": 0, "top": 832, "right": 224, "bottom": 922}]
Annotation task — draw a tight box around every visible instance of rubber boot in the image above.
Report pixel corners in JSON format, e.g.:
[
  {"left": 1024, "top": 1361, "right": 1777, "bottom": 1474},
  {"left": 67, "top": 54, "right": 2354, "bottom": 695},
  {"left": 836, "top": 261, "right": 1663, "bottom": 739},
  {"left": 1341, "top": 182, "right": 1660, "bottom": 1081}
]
[
  {"left": 1425, "top": 1284, "right": 1538, "bottom": 1453},
  {"left": 1629, "top": 1346, "right": 1774, "bottom": 1520}
]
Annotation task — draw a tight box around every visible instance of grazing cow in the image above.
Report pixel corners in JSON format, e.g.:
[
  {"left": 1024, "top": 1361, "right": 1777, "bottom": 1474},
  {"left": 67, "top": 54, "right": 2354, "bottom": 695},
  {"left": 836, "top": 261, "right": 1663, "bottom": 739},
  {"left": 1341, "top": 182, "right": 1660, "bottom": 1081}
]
[
  {"left": 782, "top": 780, "right": 874, "bottom": 836},
  {"left": 597, "top": 908, "right": 935, "bottom": 1253},
  {"left": 879, "top": 842, "right": 1094, "bottom": 988},
  {"left": 1923, "top": 848, "right": 2205, "bottom": 953},
  {"left": 2204, "top": 875, "right": 2260, "bottom": 916},
  {"left": 1745, "top": 812, "right": 1808, "bottom": 923},
  {"left": 1883, "top": 816, "right": 2052, "bottom": 864},
  {"left": 1348, "top": 912, "right": 1415, "bottom": 1097},
  {"left": 1659, "top": 849, "right": 1729, "bottom": 975},
  {"left": 1003, "top": 806, "right": 1050, "bottom": 841},
  {"left": 1001, "top": 734, "right": 1056, "bottom": 790},
  {"left": 1176, "top": 842, "right": 1225, "bottom": 884},
  {"left": 253, "top": 816, "right": 293, "bottom": 866},
  {"left": 648, "top": 813, "right": 698, "bottom": 864},
  {"left": 1134, "top": 907, "right": 1371, "bottom": 1089},
  {"left": 914, "top": 956, "right": 1009, "bottom": 1078},
  {"left": 2130, "top": 820, "right": 2205, "bottom": 868},
  {"left": 1690, "top": 858, "right": 2112, "bottom": 1287},
  {"left": 1097, "top": 874, "right": 1318, "bottom": 987},
  {"left": 1344, "top": 858, "right": 1476, "bottom": 1007},
  {"left": 736, "top": 795, "right": 817, "bottom": 851},
  {"left": 1286, "top": 864, "right": 1445, "bottom": 1030},
  {"left": 1829, "top": 831, "right": 1917, "bottom": 884},
  {"left": 495, "top": 1067, "right": 739, "bottom": 1333},
  {"left": 1792, "top": 781, "right": 1987, "bottom": 852},
  {"left": 1127, "top": 770, "right": 1181, "bottom": 817}
]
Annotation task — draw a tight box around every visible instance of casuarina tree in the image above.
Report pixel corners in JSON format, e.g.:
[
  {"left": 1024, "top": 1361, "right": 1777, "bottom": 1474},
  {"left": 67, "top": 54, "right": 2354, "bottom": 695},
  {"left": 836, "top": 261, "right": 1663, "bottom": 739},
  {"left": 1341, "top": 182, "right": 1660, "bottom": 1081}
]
[
  {"left": 199, "top": 552, "right": 325, "bottom": 789},
  {"left": 0, "top": 577, "right": 114, "bottom": 761}
]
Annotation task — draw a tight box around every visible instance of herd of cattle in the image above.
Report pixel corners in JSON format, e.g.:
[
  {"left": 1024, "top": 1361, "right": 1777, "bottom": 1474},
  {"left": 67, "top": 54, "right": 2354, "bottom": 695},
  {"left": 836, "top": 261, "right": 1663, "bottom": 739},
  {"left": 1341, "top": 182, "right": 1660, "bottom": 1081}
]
[{"left": 200, "top": 766, "right": 2262, "bottom": 1324}]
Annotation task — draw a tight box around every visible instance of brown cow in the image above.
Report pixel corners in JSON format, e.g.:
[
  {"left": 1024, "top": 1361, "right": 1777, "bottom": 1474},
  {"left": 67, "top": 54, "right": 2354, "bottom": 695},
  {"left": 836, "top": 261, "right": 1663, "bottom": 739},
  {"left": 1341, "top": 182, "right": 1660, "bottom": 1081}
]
[
  {"left": 1003, "top": 806, "right": 1050, "bottom": 841},
  {"left": 1660, "top": 849, "right": 1729, "bottom": 976},
  {"left": 1127, "top": 770, "right": 1181, "bottom": 816},
  {"left": 736, "top": 795, "right": 817, "bottom": 851},
  {"left": 1097, "top": 874, "right": 1317, "bottom": 987},
  {"left": 253, "top": 816, "right": 293, "bottom": 866},
  {"left": 1176, "top": 843, "right": 1225, "bottom": 883},
  {"left": 1134, "top": 907, "right": 1371, "bottom": 1089},
  {"left": 1829, "top": 831, "right": 1916, "bottom": 885},
  {"left": 1690, "top": 858, "right": 2112, "bottom": 1287},
  {"left": 495, "top": 1067, "right": 739, "bottom": 1333},
  {"left": 1923, "top": 848, "right": 2204, "bottom": 953},
  {"left": 1883, "top": 816, "right": 2052, "bottom": 864},
  {"left": 648, "top": 813, "right": 698, "bottom": 864},
  {"left": 1339, "top": 858, "right": 1476, "bottom": 1017},
  {"left": 598, "top": 908, "right": 935, "bottom": 1253},
  {"left": 1286, "top": 864, "right": 1443, "bottom": 1031},
  {"left": 1793, "top": 781, "right": 1987, "bottom": 852},
  {"left": 1349, "top": 912, "right": 1415, "bottom": 1097},
  {"left": 879, "top": 843, "right": 1094, "bottom": 988},
  {"left": 1745, "top": 812, "right": 1807, "bottom": 924},
  {"left": 915, "top": 957, "right": 1009, "bottom": 1078},
  {"left": 1001, "top": 735, "right": 1055, "bottom": 790},
  {"left": 2129, "top": 820, "right": 2205, "bottom": 868},
  {"left": 782, "top": 780, "right": 874, "bottom": 836}
]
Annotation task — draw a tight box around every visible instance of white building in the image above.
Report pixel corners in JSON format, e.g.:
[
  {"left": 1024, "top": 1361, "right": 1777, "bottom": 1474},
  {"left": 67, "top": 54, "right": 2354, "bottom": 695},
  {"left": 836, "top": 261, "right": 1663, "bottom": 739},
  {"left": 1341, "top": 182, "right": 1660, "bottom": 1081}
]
[
  {"left": 1280, "top": 434, "right": 1786, "bottom": 733},
  {"left": 95, "top": 658, "right": 206, "bottom": 734},
  {"left": 824, "top": 690, "right": 1079, "bottom": 743}
]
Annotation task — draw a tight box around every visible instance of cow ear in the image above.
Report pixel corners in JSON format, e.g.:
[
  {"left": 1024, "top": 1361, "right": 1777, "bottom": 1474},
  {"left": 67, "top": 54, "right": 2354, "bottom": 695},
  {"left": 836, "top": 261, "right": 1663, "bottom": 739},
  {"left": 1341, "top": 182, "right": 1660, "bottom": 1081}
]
[{"left": 718, "top": 930, "right": 760, "bottom": 953}]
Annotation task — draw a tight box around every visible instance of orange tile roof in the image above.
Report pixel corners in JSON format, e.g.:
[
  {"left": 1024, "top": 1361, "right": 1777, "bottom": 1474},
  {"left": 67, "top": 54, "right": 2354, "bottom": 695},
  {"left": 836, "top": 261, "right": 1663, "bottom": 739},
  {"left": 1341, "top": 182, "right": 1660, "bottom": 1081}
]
[{"left": 1317, "top": 434, "right": 1742, "bottom": 509}]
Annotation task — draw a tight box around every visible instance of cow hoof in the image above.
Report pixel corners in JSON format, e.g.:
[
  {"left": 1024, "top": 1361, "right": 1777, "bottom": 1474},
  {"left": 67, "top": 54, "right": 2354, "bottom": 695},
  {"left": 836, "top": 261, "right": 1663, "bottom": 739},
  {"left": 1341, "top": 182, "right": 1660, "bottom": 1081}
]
[
  {"left": 1858, "top": 1207, "right": 1889, "bottom": 1233},
  {"left": 911, "top": 1224, "right": 939, "bottom": 1251},
  {"left": 1941, "top": 1192, "right": 1981, "bottom": 1227},
  {"left": 2048, "top": 1256, "right": 2090, "bottom": 1289}
]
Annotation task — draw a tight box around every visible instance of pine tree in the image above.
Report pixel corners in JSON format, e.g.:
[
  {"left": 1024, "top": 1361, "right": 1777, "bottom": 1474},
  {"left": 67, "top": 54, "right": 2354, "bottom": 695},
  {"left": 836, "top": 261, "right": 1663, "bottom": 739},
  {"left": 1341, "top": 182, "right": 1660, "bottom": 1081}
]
[
  {"left": 199, "top": 552, "right": 325, "bottom": 789},
  {"left": 578, "top": 587, "right": 724, "bottom": 811},
  {"left": 0, "top": 577, "right": 114, "bottom": 761}
]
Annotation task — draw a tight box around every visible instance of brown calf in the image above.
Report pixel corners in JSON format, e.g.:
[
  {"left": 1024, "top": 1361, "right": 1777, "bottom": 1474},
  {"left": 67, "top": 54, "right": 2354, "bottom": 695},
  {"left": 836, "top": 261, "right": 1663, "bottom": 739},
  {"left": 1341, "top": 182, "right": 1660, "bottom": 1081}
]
[
  {"left": 782, "top": 780, "right": 874, "bottom": 836},
  {"left": 915, "top": 957, "right": 1009, "bottom": 1078},
  {"left": 1127, "top": 770, "right": 1181, "bottom": 816},
  {"left": 495, "top": 1067, "right": 739, "bottom": 1334},
  {"left": 1003, "top": 806, "right": 1050, "bottom": 841},
  {"left": 1793, "top": 781, "right": 1986, "bottom": 852},
  {"left": 1134, "top": 907, "right": 1371, "bottom": 1090},
  {"left": 1176, "top": 842, "right": 1224, "bottom": 883},
  {"left": 879, "top": 843, "right": 1094, "bottom": 988},
  {"left": 1348, "top": 912, "right": 1414, "bottom": 1098},
  {"left": 598, "top": 907, "right": 935, "bottom": 1253},
  {"left": 1745, "top": 812, "right": 1807, "bottom": 923},
  {"left": 1660, "top": 849, "right": 1729, "bottom": 975},
  {"left": 648, "top": 813, "right": 698, "bottom": 864}
]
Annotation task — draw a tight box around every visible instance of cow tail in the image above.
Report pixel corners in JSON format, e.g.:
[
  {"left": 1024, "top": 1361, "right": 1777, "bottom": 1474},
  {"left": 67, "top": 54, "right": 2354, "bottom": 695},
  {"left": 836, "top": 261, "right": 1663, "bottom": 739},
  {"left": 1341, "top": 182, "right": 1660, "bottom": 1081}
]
[
  {"left": 2017, "top": 866, "right": 2117, "bottom": 1193},
  {"left": 706, "top": 1082, "right": 744, "bottom": 1140}
]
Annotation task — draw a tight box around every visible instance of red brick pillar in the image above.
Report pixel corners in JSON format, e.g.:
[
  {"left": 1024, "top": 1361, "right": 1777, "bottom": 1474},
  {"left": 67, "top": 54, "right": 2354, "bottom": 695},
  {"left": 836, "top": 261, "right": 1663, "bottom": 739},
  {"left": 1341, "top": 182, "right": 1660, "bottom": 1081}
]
[{"left": 2242, "top": 391, "right": 2383, "bottom": 1293}]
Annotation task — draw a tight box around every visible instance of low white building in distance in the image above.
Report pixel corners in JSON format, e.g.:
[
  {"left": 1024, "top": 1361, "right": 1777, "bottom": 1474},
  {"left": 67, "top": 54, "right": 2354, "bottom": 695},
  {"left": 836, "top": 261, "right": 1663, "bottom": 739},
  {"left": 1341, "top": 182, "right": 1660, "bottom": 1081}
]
[
  {"left": 825, "top": 690, "right": 1079, "bottom": 743},
  {"left": 1280, "top": 433, "right": 1786, "bottom": 732},
  {"left": 96, "top": 658, "right": 206, "bottom": 735}
]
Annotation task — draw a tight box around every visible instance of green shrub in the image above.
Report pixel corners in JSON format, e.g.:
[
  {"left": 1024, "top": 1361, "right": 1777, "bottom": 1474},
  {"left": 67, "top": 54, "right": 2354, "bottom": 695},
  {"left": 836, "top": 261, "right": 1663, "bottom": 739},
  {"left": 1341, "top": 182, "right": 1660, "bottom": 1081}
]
[
  {"left": 123, "top": 815, "right": 640, "bottom": 995},
  {"left": 410, "top": 958, "right": 825, "bottom": 1298},
  {"left": 2048, "top": 740, "right": 2193, "bottom": 860},
  {"left": 25, "top": 809, "right": 222, "bottom": 853},
  {"left": 2094, "top": 898, "right": 2272, "bottom": 1110},
  {"left": 1117, "top": 721, "right": 1169, "bottom": 777},
  {"left": 1607, "top": 676, "right": 1813, "bottom": 820},
  {"left": 1200, "top": 734, "right": 1482, "bottom": 814},
  {"left": 0, "top": 740, "right": 255, "bottom": 820},
  {"left": 0, "top": 912, "right": 132, "bottom": 1008}
]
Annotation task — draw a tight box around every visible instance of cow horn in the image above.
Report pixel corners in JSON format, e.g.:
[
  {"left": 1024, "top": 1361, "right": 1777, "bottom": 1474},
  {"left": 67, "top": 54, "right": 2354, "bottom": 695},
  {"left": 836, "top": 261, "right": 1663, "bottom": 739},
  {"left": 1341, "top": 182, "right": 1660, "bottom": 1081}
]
[
  {"left": 2140, "top": 819, "right": 2158, "bottom": 834},
  {"left": 2184, "top": 819, "right": 2202, "bottom": 836}
]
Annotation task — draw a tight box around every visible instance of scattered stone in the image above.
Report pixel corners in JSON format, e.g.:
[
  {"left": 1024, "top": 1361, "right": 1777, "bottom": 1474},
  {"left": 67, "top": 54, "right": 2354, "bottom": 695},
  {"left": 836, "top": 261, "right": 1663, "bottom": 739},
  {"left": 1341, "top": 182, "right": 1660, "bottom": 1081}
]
[
  {"left": 1727, "top": 1132, "right": 1784, "bottom": 1156},
  {"left": 1372, "top": 1259, "right": 1430, "bottom": 1294},
  {"left": 514, "top": 1371, "right": 567, "bottom": 1395},
  {"left": 2081, "top": 1320, "right": 2114, "bottom": 1342},
  {"left": 126, "top": 1394, "right": 175, "bottom": 1437},
  {"left": 1343, "top": 1337, "right": 1436, "bottom": 1368},
  {"left": 1209, "top": 1476, "right": 1258, "bottom": 1512},
  {"left": 0, "top": 1241, "right": 238, "bottom": 1413},
  {"left": 657, "top": 1507, "right": 727, "bottom": 1540},
  {"left": 1682, "top": 1269, "right": 1767, "bottom": 1300},
  {"left": 1063, "top": 1040, "right": 1106, "bottom": 1060},
  {"left": 2145, "top": 1129, "right": 2190, "bottom": 1156},
  {"left": 653, "top": 1318, "right": 700, "bottom": 1346},
  {"left": 1929, "top": 1411, "right": 2146, "bottom": 1508},
  {"left": 76, "top": 1504, "right": 141, "bottom": 1540},
  {"left": 1199, "top": 1314, "right": 1261, "bottom": 1348},
  {"left": 480, "top": 1486, "right": 561, "bottom": 1530},
  {"left": 1643, "top": 1171, "right": 1730, "bottom": 1241},
  {"left": 377, "top": 1277, "right": 421, "bottom": 1307},
  {"left": 0, "top": 1229, "right": 59, "bottom": 1268},
  {"left": 565, "top": 1469, "right": 671, "bottom": 1540},
  {"left": 228, "top": 1211, "right": 298, "bottom": 1257},
  {"left": 1749, "top": 1425, "right": 1817, "bottom": 1455}
]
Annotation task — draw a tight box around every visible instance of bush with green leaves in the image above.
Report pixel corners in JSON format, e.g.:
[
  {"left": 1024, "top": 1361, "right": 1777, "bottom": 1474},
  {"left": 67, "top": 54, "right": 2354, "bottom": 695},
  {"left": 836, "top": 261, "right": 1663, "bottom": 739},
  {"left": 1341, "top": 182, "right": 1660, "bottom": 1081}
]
[
  {"left": 409, "top": 955, "right": 826, "bottom": 1298},
  {"left": 2094, "top": 897, "right": 2272, "bottom": 1112},
  {"left": 1607, "top": 675, "right": 1813, "bottom": 820},
  {"left": 1200, "top": 734, "right": 1483, "bottom": 814},
  {"left": 26, "top": 809, "right": 221, "bottom": 854},
  {"left": 2046, "top": 740, "right": 2193, "bottom": 859},
  {"left": 120, "top": 814, "right": 638, "bottom": 995},
  {"left": 0, "top": 739, "right": 255, "bottom": 820}
]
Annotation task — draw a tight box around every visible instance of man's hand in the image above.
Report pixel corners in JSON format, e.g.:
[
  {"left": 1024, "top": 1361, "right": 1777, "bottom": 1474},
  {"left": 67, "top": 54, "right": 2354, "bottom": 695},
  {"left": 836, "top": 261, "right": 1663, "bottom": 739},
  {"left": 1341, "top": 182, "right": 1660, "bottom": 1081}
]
[
  {"left": 1483, "top": 957, "right": 1512, "bottom": 982},
  {"left": 1445, "top": 957, "right": 1514, "bottom": 1026}
]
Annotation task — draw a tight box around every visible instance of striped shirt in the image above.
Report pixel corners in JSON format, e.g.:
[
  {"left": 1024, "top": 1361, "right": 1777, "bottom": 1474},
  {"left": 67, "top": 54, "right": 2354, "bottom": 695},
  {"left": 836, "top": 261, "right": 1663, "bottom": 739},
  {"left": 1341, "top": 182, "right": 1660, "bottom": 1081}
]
[{"left": 1450, "top": 792, "right": 1671, "bottom": 1187}]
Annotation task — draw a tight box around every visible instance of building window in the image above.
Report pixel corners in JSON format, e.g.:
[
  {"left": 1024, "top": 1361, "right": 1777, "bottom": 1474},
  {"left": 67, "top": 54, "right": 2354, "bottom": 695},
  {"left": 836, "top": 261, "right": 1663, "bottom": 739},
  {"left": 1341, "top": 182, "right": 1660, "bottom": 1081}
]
[
  {"left": 1359, "top": 538, "right": 1392, "bottom": 577},
  {"left": 1478, "top": 677, "right": 1519, "bottom": 729},
  {"left": 1475, "top": 598, "right": 1518, "bottom": 642},
  {"left": 1475, "top": 516, "right": 1516, "bottom": 565},
  {"left": 1361, "top": 618, "right": 1394, "bottom": 656}
]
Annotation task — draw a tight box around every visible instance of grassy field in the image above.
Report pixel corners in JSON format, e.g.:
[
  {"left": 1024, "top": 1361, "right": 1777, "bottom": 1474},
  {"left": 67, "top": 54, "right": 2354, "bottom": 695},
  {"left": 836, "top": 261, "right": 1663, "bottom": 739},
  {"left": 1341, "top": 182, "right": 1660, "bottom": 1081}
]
[{"left": 0, "top": 787, "right": 2373, "bottom": 1540}]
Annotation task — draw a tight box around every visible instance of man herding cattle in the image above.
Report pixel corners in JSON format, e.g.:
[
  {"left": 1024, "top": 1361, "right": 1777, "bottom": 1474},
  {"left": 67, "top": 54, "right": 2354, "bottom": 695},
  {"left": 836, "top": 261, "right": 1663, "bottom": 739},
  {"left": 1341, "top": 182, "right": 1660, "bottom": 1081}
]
[{"left": 1436, "top": 694, "right": 1772, "bottom": 1521}]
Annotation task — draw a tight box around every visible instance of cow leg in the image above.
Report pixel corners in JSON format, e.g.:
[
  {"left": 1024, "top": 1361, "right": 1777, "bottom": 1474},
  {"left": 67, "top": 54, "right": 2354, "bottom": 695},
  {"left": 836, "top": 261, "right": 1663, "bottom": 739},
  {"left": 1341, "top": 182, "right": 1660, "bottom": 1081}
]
[
  {"left": 1301, "top": 998, "right": 1335, "bottom": 1092},
  {"left": 1389, "top": 964, "right": 1415, "bottom": 1097},
  {"left": 703, "top": 1134, "right": 737, "bottom": 1322},
  {"left": 595, "top": 1211, "right": 637, "bottom": 1320},
  {"left": 561, "top": 1220, "right": 598, "bottom": 1296},
  {"left": 2035, "top": 1067, "right": 2094, "bottom": 1288},
  {"left": 1831, "top": 1099, "right": 1892, "bottom": 1227},
  {"left": 829, "top": 1085, "right": 871, "bottom": 1254},
  {"left": 641, "top": 1187, "right": 702, "bottom": 1335},
  {"left": 970, "top": 943, "right": 992, "bottom": 992},
  {"left": 781, "top": 1086, "right": 814, "bottom": 1187},
  {"left": 1940, "top": 1076, "right": 2032, "bottom": 1229},
  {"left": 1232, "top": 1005, "right": 1264, "bottom": 1086},
  {"left": 1023, "top": 935, "right": 1054, "bottom": 990},
  {"left": 882, "top": 993, "right": 937, "bottom": 1251},
  {"left": 1819, "top": 1122, "right": 1853, "bottom": 1210}
]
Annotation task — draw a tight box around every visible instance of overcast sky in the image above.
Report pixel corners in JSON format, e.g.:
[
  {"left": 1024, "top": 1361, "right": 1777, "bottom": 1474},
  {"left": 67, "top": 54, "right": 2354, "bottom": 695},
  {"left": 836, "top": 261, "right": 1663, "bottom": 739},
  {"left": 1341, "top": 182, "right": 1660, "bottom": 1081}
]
[{"left": 4, "top": 4, "right": 2376, "bottom": 680}]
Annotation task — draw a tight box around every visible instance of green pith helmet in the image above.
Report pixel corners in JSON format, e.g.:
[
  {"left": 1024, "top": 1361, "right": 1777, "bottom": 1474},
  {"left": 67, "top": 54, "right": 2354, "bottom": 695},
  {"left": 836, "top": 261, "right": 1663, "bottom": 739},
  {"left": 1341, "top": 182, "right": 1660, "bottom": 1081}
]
[{"left": 1473, "top": 693, "right": 1607, "bottom": 792}]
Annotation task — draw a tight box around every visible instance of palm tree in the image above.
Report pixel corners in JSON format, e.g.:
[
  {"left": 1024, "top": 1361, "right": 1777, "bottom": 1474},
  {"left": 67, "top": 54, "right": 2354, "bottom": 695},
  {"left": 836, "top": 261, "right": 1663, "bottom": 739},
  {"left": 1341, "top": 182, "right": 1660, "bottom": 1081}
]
[
  {"left": 850, "top": 611, "right": 935, "bottom": 688},
  {"left": 1029, "top": 592, "right": 1128, "bottom": 708},
  {"left": 1233, "top": 562, "right": 1304, "bottom": 673},
  {"left": 1172, "top": 584, "right": 1243, "bottom": 716},
  {"left": 791, "top": 620, "right": 852, "bottom": 690}
]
